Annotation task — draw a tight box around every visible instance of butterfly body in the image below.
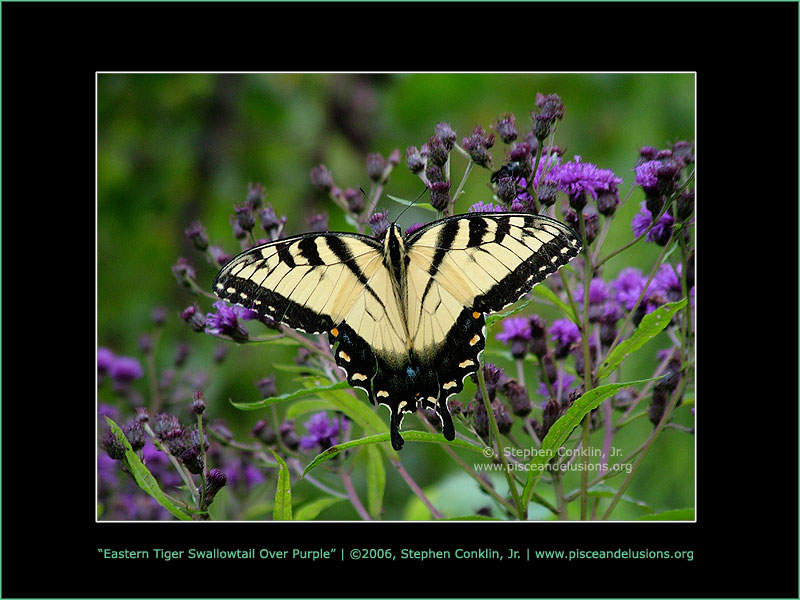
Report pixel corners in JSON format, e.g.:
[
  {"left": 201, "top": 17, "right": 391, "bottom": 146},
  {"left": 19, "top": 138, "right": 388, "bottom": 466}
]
[{"left": 214, "top": 212, "right": 581, "bottom": 450}]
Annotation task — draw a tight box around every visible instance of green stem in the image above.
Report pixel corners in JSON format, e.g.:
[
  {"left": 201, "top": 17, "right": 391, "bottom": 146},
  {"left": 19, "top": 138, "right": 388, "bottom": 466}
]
[
  {"left": 451, "top": 159, "right": 474, "bottom": 205},
  {"left": 600, "top": 377, "right": 688, "bottom": 520},
  {"left": 578, "top": 211, "right": 594, "bottom": 520},
  {"left": 477, "top": 367, "right": 525, "bottom": 520}
]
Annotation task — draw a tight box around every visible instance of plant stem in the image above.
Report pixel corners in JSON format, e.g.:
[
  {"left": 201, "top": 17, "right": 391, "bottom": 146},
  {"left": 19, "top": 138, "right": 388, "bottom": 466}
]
[
  {"left": 578, "top": 211, "right": 594, "bottom": 520},
  {"left": 339, "top": 468, "right": 371, "bottom": 521},
  {"left": 391, "top": 459, "right": 444, "bottom": 519},
  {"left": 600, "top": 377, "right": 688, "bottom": 520},
  {"left": 477, "top": 367, "right": 525, "bottom": 520}
]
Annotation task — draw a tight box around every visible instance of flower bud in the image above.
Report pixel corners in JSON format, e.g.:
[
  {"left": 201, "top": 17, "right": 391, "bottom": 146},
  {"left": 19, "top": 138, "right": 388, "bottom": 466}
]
[
  {"left": 406, "top": 146, "right": 426, "bottom": 173},
  {"left": 184, "top": 221, "right": 209, "bottom": 251},
  {"left": 492, "top": 113, "right": 518, "bottom": 144},
  {"left": 191, "top": 390, "right": 206, "bottom": 415},
  {"left": 309, "top": 165, "right": 334, "bottom": 192}
]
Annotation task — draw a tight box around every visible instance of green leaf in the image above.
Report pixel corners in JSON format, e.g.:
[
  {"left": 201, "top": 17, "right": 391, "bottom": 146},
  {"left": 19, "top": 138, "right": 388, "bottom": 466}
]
[
  {"left": 272, "top": 362, "right": 329, "bottom": 378},
  {"left": 521, "top": 378, "right": 663, "bottom": 509},
  {"left": 270, "top": 449, "right": 292, "bottom": 521},
  {"left": 531, "top": 285, "right": 580, "bottom": 323},
  {"left": 231, "top": 380, "right": 349, "bottom": 410},
  {"left": 303, "top": 431, "right": 485, "bottom": 477},
  {"left": 638, "top": 508, "right": 694, "bottom": 521},
  {"left": 584, "top": 484, "right": 653, "bottom": 513},
  {"left": 104, "top": 417, "right": 192, "bottom": 521},
  {"left": 386, "top": 194, "right": 437, "bottom": 212},
  {"left": 293, "top": 497, "right": 344, "bottom": 521},
  {"left": 286, "top": 399, "right": 335, "bottom": 419},
  {"left": 486, "top": 297, "right": 534, "bottom": 328},
  {"left": 597, "top": 298, "right": 687, "bottom": 380},
  {"left": 317, "top": 389, "right": 389, "bottom": 437},
  {"left": 364, "top": 444, "right": 385, "bottom": 519}
]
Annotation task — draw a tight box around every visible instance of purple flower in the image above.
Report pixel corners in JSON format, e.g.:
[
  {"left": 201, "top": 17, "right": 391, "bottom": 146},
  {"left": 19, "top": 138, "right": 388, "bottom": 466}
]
[
  {"left": 530, "top": 152, "right": 562, "bottom": 190},
  {"left": 631, "top": 202, "right": 675, "bottom": 245},
  {"left": 109, "top": 356, "right": 143, "bottom": 384},
  {"left": 652, "top": 263, "right": 688, "bottom": 303},
  {"left": 549, "top": 318, "right": 580, "bottom": 358},
  {"left": 538, "top": 370, "right": 576, "bottom": 402},
  {"left": 575, "top": 278, "right": 610, "bottom": 308},
  {"left": 496, "top": 317, "right": 532, "bottom": 359},
  {"left": 549, "top": 157, "right": 623, "bottom": 210},
  {"left": 634, "top": 160, "right": 660, "bottom": 193},
  {"left": 611, "top": 268, "right": 647, "bottom": 311},
  {"left": 98, "top": 347, "right": 115, "bottom": 379},
  {"left": 205, "top": 301, "right": 256, "bottom": 342},
  {"left": 549, "top": 319, "right": 580, "bottom": 346},
  {"left": 469, "top": 201, "right": 505, "bottom": 213},
  {"left": 300, "top": 412, "right": 341, "bottom": 450},
  {"left": 369, "top": 212, "right": 389, "bottom": 238},
  {"left": 496, "top": 317, "right": 532, "bottom": 344}
]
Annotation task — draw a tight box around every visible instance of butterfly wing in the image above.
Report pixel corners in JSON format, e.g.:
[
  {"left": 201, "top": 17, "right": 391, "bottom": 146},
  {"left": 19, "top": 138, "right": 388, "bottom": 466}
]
[
  {"left": 213, "top": 232, "right": 414, "bottom": 448},
  {"left": 404, "top": 212, "right": 582, "bottom": 428}
]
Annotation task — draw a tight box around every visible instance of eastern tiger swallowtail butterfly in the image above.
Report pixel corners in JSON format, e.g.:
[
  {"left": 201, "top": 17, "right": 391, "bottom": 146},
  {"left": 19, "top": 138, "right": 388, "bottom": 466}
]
[{"left": 213, "top": 212, "right": 581, "bottom": 450}]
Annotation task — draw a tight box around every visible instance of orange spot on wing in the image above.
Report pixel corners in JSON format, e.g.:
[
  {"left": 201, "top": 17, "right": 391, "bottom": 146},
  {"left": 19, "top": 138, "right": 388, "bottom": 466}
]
[{"left": 331, "top": 327, "right": 339, "bottom": 337}]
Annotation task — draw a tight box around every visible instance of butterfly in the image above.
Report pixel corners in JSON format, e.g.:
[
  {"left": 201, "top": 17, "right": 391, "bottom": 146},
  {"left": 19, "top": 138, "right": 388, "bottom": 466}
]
[{"left": 213, "top": 211, "right": 581, "bottom": 450}]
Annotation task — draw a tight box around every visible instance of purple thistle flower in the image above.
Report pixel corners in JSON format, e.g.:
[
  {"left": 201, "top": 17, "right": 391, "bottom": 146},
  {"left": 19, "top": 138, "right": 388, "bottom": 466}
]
[
  {"left": 369, "top": 212, "right": 390, "bottom": 238},
  {"left": 496, "top": 316, "right": 532, "bottom": 359},
  {"left": 575, "top": 278, "right": 610, "bottom": 308},
  {"left": 631, "top": 201, "right": 675, "bottom": 245},
  {"left": 652, "top": 263, "right": 688, "bottom": 303},
  {"left": 549, "top": 157, "right": 623, "bottom": 210},
  {"left": 299, "top": 412, "right": 342, "bottom": 451},
  {"left": 205, "top": 301, "right": 255, "bottom": 342},
  {"left": 611, "top": 267, "right": 647, "bottom": 311},
  {"left": 469, "top": 201, "right": 505, "bottom": 213},
  {"left": 109, "top": 356, "right": 144, "bottom": 385},
  {"left": 98, "top": 347, "right": 115, "bottom": 376},
  {"left": 496, "top": 317, "right": 532, "bottom": 344},
  {"left": 549, "top": 318, "right": 580, "bottom": 358},
  {"left": 549, "top": 318, "right": 580, "bottom": 346},
  {"left": 634, "top": 160, "right": 660, "bottom": 193}
]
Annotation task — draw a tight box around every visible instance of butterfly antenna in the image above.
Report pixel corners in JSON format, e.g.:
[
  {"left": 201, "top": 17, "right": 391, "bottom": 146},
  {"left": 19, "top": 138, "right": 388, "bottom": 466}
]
[{"left": 394, "top": 185, "right": 430, "bottom": 224}]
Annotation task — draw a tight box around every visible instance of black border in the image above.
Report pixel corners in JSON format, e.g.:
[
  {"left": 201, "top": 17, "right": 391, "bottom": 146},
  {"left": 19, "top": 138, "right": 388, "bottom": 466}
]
[{"left": 2, "top": 2, "right": 797, "bottom": 599}]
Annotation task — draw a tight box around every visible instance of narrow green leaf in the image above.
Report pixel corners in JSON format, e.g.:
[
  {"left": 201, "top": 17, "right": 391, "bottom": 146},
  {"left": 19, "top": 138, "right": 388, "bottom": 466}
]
[
  {"left": 317, "top": 389, "right": 388, "bottom": 437},
  {"left": 364, "top": 444, "right": 385, "bottom": 519},
  {"left": 521, "top": 377, "right": 663, "bottom": 509},
  {"left": 486, "top": 297, "right": 534, "bottom": 328},
  {"left": 293, "top": 497, "right": 344, "bottom": 521},
  {"left": 386, "top": 194, "right": 437, "bottom": 212},
  {"left": 231, "top": 380, "right": 349, "bottom": 410},
  {"left": 584, "top": 484, "right": 653, "bottom": 513},
  {"left": 286, "top": 399, "right": 335, "bottom": 419},
  {"left": 272, "top": 363, "right": 329, "bottom": 378},
  {"left": 531, "top": 285, "right": 580, "bottom": 323},
  {"left": 104, "top": 417, "right": 192, "bottom": 521},
  {"left": 440, "top": 515, "right": 502, "bottom": 521},
  {"left": 597, "top": 298, "right": 687, "bottom": 380},
  {"left": 303, "top": 431, "right": 485, "bottom": 477},
  {"left": 638, "top": 508, "right": 694, "bottom": 521},
  {"left": 270, "top": 449, "right": 292, "bottom": 521}
]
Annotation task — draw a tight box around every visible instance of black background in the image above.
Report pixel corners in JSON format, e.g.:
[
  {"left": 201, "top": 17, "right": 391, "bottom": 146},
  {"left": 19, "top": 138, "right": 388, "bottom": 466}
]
[{"left": 2, "top": 2, "right": 797, "bottom": 598}]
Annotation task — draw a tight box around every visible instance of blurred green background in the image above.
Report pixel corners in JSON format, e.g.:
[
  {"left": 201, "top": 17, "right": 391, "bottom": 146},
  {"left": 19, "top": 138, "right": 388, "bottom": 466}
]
[{"left": 97, "top": 73, "right": 694, "bottom": 520}]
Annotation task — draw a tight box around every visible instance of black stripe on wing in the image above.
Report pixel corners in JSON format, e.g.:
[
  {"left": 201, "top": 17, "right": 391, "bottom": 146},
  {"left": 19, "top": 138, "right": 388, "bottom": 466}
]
[{"left": 213, "top": 232, "right": 382, "bottom": 335}]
